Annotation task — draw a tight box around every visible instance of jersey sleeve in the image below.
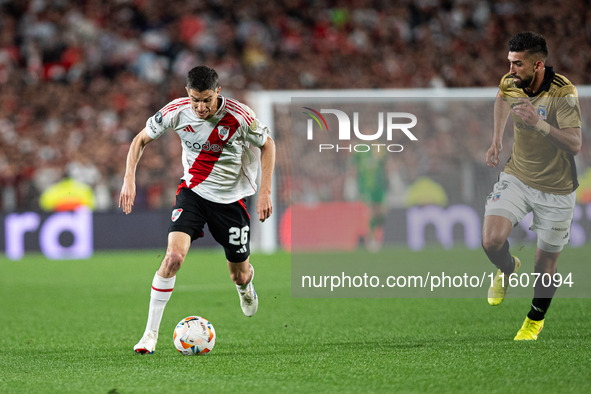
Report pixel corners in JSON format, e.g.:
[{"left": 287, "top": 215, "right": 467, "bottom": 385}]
[
  {"left": 498, "top": 73, "right": 523, "bottom": 108},
  {"left": 145, "top": 99, "right": 182, "bottom": 140},
  {"left": 241, "top": 105, "right": 270, "bottom": 148},
  {"left": 555, "top": 85, "right": 582, "bottom": 130},
  {"left": 499, "top": 73, "right": 514, "bottom": 98}
]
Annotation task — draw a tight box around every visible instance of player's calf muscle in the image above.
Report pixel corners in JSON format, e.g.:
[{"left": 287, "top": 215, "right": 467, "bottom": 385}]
[
  {"left": 231, "top": 270, "right": 250, "bottom": 285},
  {"left": 228, "top": 260, "right": 251, "bottom": 285}
]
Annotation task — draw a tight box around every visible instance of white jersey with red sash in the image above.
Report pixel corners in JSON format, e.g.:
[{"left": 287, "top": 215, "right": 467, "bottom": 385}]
[{"left": 145, "top": 95, "right": 269, "bottom": 203}]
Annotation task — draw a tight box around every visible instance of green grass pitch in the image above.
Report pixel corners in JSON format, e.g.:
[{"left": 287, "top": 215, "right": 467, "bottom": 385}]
[{"left": 1, "top": 246, "right": 590, "bottom": 393}]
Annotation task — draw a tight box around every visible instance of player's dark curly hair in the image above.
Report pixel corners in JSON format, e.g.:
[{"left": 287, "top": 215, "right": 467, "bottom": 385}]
[
  {"left": 186, "top": 66, "right": 219, "bottom": 91},
  {"left": 508, "top": 32, "right": 548, "bottom": 59}
]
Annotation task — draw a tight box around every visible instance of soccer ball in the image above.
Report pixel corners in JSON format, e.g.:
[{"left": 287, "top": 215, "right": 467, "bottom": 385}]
[{"left": 173, "top": 316, "right": 216, "bottom": 355}]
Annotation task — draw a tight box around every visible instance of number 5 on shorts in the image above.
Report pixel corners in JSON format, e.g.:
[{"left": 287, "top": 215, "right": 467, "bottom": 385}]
[{"left": 229, "top": 226, "right": 249, "bottom": 246}]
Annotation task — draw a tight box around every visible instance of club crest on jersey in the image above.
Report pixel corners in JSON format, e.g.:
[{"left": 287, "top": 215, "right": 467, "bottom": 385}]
[
  {"left": 218, "top": 126, "right": 230, "bottom": 141},
  {"left": 171, "top": 208, "right": 183, "bottom": 222},
  {"left": 537, "top": 105, "right": 547, "bottom": 120}
]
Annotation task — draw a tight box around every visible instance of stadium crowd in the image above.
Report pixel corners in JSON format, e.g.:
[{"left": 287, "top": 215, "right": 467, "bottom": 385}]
[{"left": 1, "top": 0, "right": 590, "bottom": 211}]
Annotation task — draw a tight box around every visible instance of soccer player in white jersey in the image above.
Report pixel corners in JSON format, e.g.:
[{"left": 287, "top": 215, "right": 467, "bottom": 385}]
[{"left": 119, "top": 66, "right": 275, "bottom": 354}]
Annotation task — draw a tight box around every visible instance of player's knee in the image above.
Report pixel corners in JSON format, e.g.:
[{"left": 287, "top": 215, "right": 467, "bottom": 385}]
[
  {"left": 163, "top": 250, "right": 185, "bottom": 274},
  {"left": 482, "top": 234, "right": 505, "bottom": 252}
]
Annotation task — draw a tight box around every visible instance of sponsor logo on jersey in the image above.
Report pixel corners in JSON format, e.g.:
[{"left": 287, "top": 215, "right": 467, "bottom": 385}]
[
  {"left": 183, "top": 125, "right": 196, "bottom": 133},
  {"left": 172, "top": 208, "right": 183, "bottom": 222},
  {"left": 184, "top": 140, "right": 222, "bottom": 152},
  {"left": 155, "top": 111, "right": 163, "bottom": 123}
]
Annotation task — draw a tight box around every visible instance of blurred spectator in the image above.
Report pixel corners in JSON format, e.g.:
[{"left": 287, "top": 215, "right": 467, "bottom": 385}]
[{"left": 39, "top": 177, "right": 95, "bottom": 211}]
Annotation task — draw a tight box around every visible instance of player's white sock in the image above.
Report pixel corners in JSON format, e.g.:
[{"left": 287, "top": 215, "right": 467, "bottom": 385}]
[{"left": 145, "top": 273, "right": 176, "bottom": 333}]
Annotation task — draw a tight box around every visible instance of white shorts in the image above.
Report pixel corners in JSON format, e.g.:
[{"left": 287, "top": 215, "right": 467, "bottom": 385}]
[{"left": 484, "top": 172, "right": 576, "bottom": 252}]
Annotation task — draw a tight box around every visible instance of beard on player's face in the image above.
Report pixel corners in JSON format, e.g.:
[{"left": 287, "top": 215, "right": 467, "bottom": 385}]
[{"left": 513, "top": 74, "right": 533, "bottom": 88}]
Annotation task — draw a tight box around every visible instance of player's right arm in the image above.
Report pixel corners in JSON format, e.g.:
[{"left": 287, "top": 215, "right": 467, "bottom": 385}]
[
  {"left": 119, "top": 128, "right": 154, "bottom": 214},
  {"left": 486, "top": 90, "right": 511, "bottom": 167}
]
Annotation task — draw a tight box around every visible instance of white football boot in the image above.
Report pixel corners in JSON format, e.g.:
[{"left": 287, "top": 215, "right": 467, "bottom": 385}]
[
  {"left": 236, "top": 266, "right": 258, "bottom": 317},
  {"left": 134, "top": 330, "right": 158, "bottom": 354}
]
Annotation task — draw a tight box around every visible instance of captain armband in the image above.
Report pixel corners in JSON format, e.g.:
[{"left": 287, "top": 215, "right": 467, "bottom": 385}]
[{"left": 535, "top": 119, "right": 551, "bottom": 137}]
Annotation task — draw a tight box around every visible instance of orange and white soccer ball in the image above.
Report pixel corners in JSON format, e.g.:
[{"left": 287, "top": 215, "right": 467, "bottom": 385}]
[{"left": 173, "top": 316, "right": 216, "bottom": 355}]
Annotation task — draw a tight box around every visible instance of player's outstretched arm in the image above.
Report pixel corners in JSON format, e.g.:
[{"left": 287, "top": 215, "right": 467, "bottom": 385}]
[
  {"left": 486, "top": 91, "right": 511, "bottom": 167},
  {"left": 257, "top": 136, "right": 275, "bottom": 222},
  {"left": 119, "top": 128, "right": 154, "bottom": 214}
]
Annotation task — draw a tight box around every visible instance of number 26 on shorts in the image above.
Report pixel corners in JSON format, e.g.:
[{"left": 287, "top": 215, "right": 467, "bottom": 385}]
[{"left": 229, "top": 226, "right": 249, "bottom": 246}]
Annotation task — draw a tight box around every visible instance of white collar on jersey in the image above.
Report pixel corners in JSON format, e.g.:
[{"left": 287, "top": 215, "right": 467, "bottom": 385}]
[{"left": 210, "top": 95, "right": 226, "bottom": 120}]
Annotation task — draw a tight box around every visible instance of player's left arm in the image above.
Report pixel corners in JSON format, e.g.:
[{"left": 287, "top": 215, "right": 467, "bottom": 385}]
[
  {"left": 257, "top": 136, "right": 275, "bottom": 222},
  {"left": 510, "top": 97, "right": 582, "bottom": 155},
  {"left": 241, "top": 103, "right": 276, "bottom": 222}
]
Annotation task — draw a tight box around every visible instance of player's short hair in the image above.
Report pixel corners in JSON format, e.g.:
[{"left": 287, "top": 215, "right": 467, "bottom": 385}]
[
  {"left": 508, "top": 32, "right": 548, "bottom": 60},
  {"left": 186, "top": 66, "right": 219, "bottom": 92}
]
